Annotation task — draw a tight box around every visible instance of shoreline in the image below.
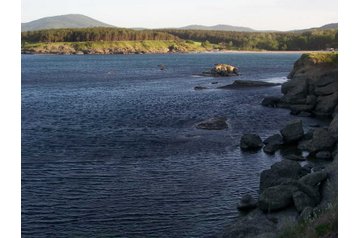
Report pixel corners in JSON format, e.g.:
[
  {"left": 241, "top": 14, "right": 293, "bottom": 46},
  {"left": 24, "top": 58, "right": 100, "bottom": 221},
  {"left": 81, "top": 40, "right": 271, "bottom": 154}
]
[{"left": 21, "top": 50, "right": 333, "bottom": 55}]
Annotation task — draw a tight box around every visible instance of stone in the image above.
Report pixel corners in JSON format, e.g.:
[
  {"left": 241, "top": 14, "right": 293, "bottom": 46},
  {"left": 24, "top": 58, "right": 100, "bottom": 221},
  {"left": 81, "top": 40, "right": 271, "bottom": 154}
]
[
  {"left": 293, "top": 191, "right": 317, "bottom": 212},
  {"left": 314, "top": 92, "right": 338, "bottom": 117},
  {"left": 240, "top": 134, "right": 263, "bottom": 150},
  {"left": 299, "top": 207, "right": 313, "bottom": 222},
  {"left": 263, "top": 144, "right": 280, "bottom": 154},
  {"left": 315, "top": 151, "right": 332, "bottom": 160},
  {"left": 314, "top": 82, "right": 338, "bottom": 96},
  {"left": 280, "top": 119, "right": 304, "bottom": 144},
  {"left": 259, "top": 160, "right": 307, "bottom": 192},
  {"left": 263, "top": 134, "right": 283, "bottom": 145},
  {"left": 196, "top": 117, "right": 228, "bottom": 130},
  {"left": 237, "top": 194, "right": 257, "bottom": 212},
  {"left": 310, "top": 128, "right": 337, "bottom": 152},
  {"left": 194, "top": 86, "right": 208, "bottom": 90},
  {"left": 263, "top": 134, "right": 283, "bottom": 154},
  {"left": 219, "top": 80, "right": 280, "bottom": 89},
  {"left": 258, "top": 184, "right": 295, "bottom": 212},
  {"left": 299, "top": 170, "right": 328, "bottom": 186},
  {"left": 261, "top": 97, "right": 282, "bottom": 108},
  {"left": 284, "top": 154, "right": 306, "bottom": 161}
]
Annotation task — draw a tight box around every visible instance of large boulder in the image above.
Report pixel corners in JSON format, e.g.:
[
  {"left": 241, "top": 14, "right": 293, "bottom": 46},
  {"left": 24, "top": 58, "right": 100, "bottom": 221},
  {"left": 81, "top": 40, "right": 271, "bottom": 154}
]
[
  {"left": 263, "top": 134, "right": 283, "bottom": 154},
  {"left": 261, "top": 97, "right": 282, "bottom": 108},
  {"left": 280, "top": 119, "right": 304, "bottom": 144},
  {"left": 196, "top": 117, "right": 228, "bottom": 130},
  {"left": 240, "top": 134, "right": 263, "bottom": 150},
  {"left": 258, "top": 184, "right": 295, "bottom": 212},
  {"left": 314, "top": 81, "right": 338, "bottom": 96},
  {"left": 259, "top": 160, "right": 307, "bottom": 192},
  {"left": 314, "top": 92, "right": 338, "bottom": 117},
  {"left": 292, "top": 191, "right": 317, "bottom": 213},
  {"left": 299, "top": 170, "right": 328, "bottom": 186},
  {"left": 310, "top": 128, "right": 337, "bottom": 152}
]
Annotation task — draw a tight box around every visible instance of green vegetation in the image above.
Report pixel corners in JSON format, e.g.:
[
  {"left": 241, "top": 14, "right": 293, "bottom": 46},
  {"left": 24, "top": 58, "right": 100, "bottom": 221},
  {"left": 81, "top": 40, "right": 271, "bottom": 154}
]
[
  {"left": 302, "top": 52, "right": 338, "bottom": 65},
  {"left": 159, "top": 29, "right": 338, "bottom": 51},
  {"left": 21, "top": 27, "right": 338, "bottom": 53},
  {"left": 278, "top": 203, "right": 338, "bottom": 238},
  {"left": 21, "top": 40, "right": 216, "bottom": 54}
]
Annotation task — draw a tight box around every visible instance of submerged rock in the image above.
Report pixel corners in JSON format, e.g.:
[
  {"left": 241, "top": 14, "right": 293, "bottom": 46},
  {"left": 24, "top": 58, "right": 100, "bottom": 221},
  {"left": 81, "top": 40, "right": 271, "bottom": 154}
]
[
  {"left": 219, "top": 80, "right": 280, "bottom": 89},
  {"left": 196, "top": 117, "right": 228, "bottom": 130},
  {"left": 194, "top": 86, "right": 208, "bottom": 90},
  {"left": 240, "top": 134, "right": 263, "bottom": 150}
]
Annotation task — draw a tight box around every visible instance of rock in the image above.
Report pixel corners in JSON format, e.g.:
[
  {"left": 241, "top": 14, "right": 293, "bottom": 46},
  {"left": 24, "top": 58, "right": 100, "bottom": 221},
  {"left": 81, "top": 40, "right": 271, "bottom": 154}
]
[
  {"left": 315, "top": 151, "right": 332, "bottom": 160},
  {"left": 211, "top": 82, "right": 218, "bottom": 84},
  {"left": 261, "top": 97, "right": 282, "bottom": 108},
  {"left": 206, "top": 64, "right": 239, "bottom": 76},
  {"left": 194, "top": 86, "right": 208, "bottom": 90},
  {"left": 240, "top": 134, "right": 263, "bottom": 150},
  {"left": 263, "top": 134, "right": 283, "bottom": 154},
  {"left": 292, "top": 191, "right": 317, "bottom": 212},
  {"left": 303, "top": 129, "right": 315, "bottom": 140},
  {"left": 259, "top": 160, "right": 307, "bottom": 192},
  {"left": 329, "top": 115, "right": 338, "bottom": 140},
  {"left": 310, "top": 128, "right": 337, "bottom": 152},
  {"left": 196, "top": 117, "right": 228, "bottom": 130},
  {"left": 314, "top": 82, "right": 338, "bottom": 96},
  {"left": 263, "top": 134, "right": 283, "bottom": 145},
  {"left": 302, "top": 163, "right": 313, "bottom": 173},
  {"left": 281, "top": 77, "right": 308, "bottom": 98},
  {"left": 296, "top": 111, "right": 312, "bottom": 117},
  {"left": 299, "top": 207, "right": 313, "bottom": 222},
  {"left": 289, "top": 104, "right": 315, "bottom": 115},
  {"left": 219, "top": 80, "right": 280, "bottom": 89},
  {"left": 258, "top": 184, "right": 295, "bottom": 212},
  {"left": 237, "top": 194, "right": 257, "bottom": 211},
  {"left": 263, "top": 144, "right": 280, "bottom": 154},
  {"left": 299, "top": 170, "right": 328, "bottom": 186},
  {"left": 284, "top": 154, "right": 306, "bottom": 161},
  {"left": 314, "top": 71, "right": 338, "bottom": 87},
  {"left": 306, "top": 95, "right": 317, "bottom": 105},
  {"left": 280, "top": 119, "right": 304, "bottom": 144},
  {"left": 314, "top": 92, "right": 338, "bottom": 117}
]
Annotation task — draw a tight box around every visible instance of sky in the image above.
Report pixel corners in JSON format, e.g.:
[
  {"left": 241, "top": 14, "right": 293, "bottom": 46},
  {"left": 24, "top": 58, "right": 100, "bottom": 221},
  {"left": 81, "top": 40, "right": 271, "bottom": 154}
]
[{"left": 21, "top": 0, "right": 337, "bottom": 31}]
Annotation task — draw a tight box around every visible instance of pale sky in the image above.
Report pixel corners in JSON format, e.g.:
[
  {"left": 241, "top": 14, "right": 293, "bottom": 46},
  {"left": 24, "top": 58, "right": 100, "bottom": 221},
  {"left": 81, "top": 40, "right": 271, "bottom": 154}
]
[{"left": 21, "top": 0, "right": 337, "bottom": 31}]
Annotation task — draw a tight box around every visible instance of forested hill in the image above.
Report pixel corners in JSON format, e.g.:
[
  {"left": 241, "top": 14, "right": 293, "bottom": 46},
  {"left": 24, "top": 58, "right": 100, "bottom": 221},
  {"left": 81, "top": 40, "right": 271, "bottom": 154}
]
[
  {"left": 21, "top": 27, "right": 338, "bottom": 51},
  {"left": 21, "top": 14, "right": 114, "bottom": 32}
]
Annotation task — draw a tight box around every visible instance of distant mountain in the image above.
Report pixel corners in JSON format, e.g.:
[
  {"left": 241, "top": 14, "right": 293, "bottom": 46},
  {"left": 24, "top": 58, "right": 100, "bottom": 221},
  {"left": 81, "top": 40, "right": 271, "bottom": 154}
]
[
  {"left": 179, "top": 24, "right": 256, "bottom": 32},
  {"left": 291, "top": 23, "right": 338, "bottom": 33},
  {"left": 21, "top": 14, "right": 115, "bottom": 32},
  {"left": 319, "top": 23, "right": 338, "bottom": 30}
]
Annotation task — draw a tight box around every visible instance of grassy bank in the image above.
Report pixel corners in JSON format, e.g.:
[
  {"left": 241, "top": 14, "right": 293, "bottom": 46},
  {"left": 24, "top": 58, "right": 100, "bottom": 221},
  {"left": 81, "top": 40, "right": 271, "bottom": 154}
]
[{"left": 21, "top": 40, "right": 219, "bottom": 54}]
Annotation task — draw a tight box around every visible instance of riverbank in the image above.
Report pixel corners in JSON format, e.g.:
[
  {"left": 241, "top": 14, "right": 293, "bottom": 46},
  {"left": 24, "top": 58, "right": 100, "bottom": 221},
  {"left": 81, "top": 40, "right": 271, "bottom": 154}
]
[
  {"left": 220, "top": 52, "right": 338, "bottom": 238},
  {"left": 21, "top": 40, "right": 336, "bottom": 55}
]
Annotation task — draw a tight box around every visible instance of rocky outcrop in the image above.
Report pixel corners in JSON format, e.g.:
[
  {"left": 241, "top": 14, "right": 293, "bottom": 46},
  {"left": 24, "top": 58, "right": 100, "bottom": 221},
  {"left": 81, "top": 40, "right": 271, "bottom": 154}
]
[
  {"left": 202, "top": 64, "right": 239, "bottom": 77},
  {"left": 195, "top": 117, "right": 228, "bottom": 130},
  {"left": 262, "top": 53, "right": 338, "bottom": 118},
  {"left": 240, "top": 134, "right": 263, "bottom": 150}
]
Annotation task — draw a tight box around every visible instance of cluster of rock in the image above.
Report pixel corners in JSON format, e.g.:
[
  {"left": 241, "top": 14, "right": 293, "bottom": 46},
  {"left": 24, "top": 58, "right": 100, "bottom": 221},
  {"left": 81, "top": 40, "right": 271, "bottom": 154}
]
[
  {"left": 223, "top": 119, "right": 337, "bottom": 237},
  {"left": 239, "top": 117, "right": 337, "bottom": 161},
  {"left": 202, "top": 64, "right": 239, "bottom": 77},
  {"left": 262, "top": 54, "right": 338, "bottom": 118}
]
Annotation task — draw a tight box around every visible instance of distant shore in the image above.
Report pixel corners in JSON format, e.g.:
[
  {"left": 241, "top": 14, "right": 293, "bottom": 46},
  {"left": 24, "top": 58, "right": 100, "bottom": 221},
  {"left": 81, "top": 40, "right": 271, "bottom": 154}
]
[{"left": 21, "top": 40, "right": 336, "bottom": 55}]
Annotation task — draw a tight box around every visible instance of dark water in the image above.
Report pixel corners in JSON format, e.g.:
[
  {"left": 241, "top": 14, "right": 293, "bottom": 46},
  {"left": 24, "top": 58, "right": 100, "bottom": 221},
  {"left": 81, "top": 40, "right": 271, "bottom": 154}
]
[{"left": 22, "top": 53, "right": 325, "bottom": 237}]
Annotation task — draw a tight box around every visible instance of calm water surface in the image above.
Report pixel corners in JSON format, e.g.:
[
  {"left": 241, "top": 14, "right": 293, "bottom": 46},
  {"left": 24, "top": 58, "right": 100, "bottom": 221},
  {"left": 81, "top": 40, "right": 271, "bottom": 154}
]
[{"left": 22, "top": 53, "right": 325, "bottom": 237}]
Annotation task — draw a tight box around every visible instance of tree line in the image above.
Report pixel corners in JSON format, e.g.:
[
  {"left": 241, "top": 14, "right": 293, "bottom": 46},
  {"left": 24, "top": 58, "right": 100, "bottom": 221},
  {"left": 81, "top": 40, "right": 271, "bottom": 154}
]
[
  {"left": 159, "top": 29, "right": 338, "bottom": 50},
  {"left": 21, "top": 28, "right": 178, "bottom": 43},
  {"left": 21, "top": 27, "right": 338, "bottom": 51}
]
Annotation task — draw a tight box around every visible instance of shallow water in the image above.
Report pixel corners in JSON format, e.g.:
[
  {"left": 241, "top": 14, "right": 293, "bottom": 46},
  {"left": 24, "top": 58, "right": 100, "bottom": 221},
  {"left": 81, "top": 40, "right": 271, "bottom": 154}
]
[{"left": 22, "top": 53, "right": 327, "bottom": 237}]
